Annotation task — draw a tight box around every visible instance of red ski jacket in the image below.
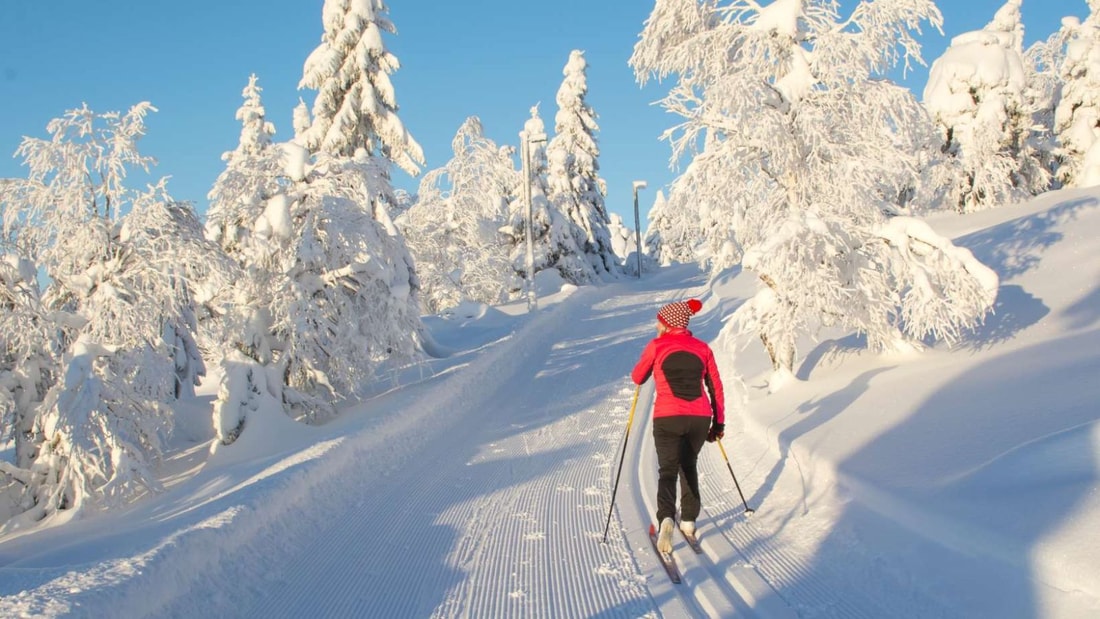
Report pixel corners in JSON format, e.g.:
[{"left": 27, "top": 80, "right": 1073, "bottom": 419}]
[{"left": 632, "top": 328, "right": 724, "bottom": 424}]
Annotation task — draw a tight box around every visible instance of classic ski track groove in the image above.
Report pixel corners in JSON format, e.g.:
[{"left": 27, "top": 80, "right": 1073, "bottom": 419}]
[
  {"left": 692, "top": 449, "right": 883, "bottom": 619},
  {"left": 620, "top": 281, "right": 893, "bottom": 618}
]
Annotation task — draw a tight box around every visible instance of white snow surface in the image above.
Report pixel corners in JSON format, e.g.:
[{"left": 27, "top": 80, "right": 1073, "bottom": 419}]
[{"left": 2, "top": 189, "right": 1100, "bottom": 617}]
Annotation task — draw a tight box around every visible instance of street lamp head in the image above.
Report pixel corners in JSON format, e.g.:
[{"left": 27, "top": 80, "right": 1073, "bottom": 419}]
[
  {"left": 633, "top": 180, "right": 648, "bottom": 191},
  {"left": 519, "top": 130, "right": 547, "bottom": 145}
]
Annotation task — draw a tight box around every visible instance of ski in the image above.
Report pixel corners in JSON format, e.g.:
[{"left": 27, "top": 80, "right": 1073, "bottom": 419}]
[
  {"left": 680, "top": 526, "right": 703, "bottom": 554},
  {"left": 648, "top": 523, "right": 682, "bottom": 584}
]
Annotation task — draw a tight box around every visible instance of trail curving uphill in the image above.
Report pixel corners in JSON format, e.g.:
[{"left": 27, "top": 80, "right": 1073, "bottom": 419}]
[
  {"left": 2, "top": 265, "right": 831, "bottom": 618},
  {"left": 158, "top": 267, "right": 706, "bottom": 618}
]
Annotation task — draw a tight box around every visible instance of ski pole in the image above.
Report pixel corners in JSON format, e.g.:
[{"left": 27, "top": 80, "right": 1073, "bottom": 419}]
[
  {"left": 602, "top": 385, "right": 640, "bottom": 543},
  {"left": 715, "top": 439, "right": 755, "bottom": 515}
]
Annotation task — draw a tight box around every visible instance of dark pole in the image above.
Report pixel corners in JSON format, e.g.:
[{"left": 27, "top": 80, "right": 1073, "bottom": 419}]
[
  {"left": 716, "top": 439, "right": 755, "bottom": 514},
  {"left": 602, "top": 386, "right": 641, "bottom": 543},
  {"left": 632, "top": 181, "right": 646, "bottom": 278}
]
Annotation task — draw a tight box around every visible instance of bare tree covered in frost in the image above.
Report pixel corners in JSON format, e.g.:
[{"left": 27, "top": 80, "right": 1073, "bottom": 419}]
[
  {"left": 1054, "top": 1, "right": 1100, "bottom": 187},
  {"left": 505, "top": 106, "right": 590, "bottom": 284},
  {"left": 0, "top": 254, "right": 55, "bottom": 522},
  {"left": 632, "top": 0, "right": 999, "bottom": 388},
  {"left": 546, "top": 50, "right": 619, "bottom": 282},
  {"left": 923, "top": 0, "right": 1051, "bottom": 211},
  {"left": 1024, "top": 18, "right": 1070, "bottom": 188},
  {"left": 299, "top": 0, "right": 424, "bottom": 175},
  {"left": 401, "top": 117, "right": 519, "bottom": 313},
  {"left": 0, "top": 104, "right": 226, "bottom": 525}
]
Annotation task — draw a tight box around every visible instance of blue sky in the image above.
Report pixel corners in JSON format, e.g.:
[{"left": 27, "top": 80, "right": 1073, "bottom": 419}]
[{"left": 0, "top": 1, "right": 1088, "bottom": 225}]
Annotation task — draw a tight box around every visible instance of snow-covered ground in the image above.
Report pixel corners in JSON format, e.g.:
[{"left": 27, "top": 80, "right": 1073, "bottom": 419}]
[{"left": 1, "top": 188, "right": 1099, "bottom": 618}]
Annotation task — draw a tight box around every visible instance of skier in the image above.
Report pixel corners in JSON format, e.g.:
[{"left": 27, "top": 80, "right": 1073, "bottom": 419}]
[{"left": 632, "top": 298, "right": 725, "bottom": 554}]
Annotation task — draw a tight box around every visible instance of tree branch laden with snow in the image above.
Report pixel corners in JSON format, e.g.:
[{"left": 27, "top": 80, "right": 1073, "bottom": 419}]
[{"left": 633, "top": 0, "right": 996, "bottom": 383}]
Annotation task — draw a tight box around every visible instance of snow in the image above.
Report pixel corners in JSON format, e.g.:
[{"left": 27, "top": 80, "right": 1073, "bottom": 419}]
[{"left": 2, "top": 189, "right": 1100, "bottom": 617}]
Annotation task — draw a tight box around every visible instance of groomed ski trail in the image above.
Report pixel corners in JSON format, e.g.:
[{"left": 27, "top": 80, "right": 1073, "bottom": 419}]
[{"left": 149, "top": 266, "right": 721, "bottom": 618}]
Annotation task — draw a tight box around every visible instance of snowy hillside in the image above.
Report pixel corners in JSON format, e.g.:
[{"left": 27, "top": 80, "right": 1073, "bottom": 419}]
[{"left": 1, "top": 188, "right": 1099, "bottom": 617}]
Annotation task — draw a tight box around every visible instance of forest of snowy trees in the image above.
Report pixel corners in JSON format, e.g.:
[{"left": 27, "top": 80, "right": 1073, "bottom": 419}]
[{"left": 2, "top": 0, "right": 1100, "bottom": 529}]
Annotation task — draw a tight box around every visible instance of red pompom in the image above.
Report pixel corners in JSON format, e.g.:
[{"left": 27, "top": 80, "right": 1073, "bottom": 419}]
[{"left": 687, "top": 299, "right": 702, "bottom": 314}]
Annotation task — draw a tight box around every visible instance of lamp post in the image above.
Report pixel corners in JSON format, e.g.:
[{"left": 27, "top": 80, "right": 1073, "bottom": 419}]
[
  {"left": 520, "top": 129, "right": 547, "bottom": 311},
  {"left": 632, "top": 180, "right": 647, "bottom": 279}
]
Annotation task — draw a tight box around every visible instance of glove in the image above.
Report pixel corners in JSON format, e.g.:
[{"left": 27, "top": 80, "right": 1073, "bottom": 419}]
[{"left": 707, "top": 423, "right": 725, "bottom": 443}]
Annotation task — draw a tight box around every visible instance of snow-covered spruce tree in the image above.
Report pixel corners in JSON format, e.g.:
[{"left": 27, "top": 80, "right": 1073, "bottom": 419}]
[
  {"left": 296, "top": 0, "right": 424, "bottom": 388},
  {"left": 206, "top": 74, "right": 283, "bottom": 266},
  {"left": 209, "top": 145, "right": 425, "bottom": 435},
  {"left": 208, "top": 1, "right": 428, "bottom": 439},
  {"left": 632, "top": 0, "right": 999, "bottom": 387},
  {"left": 292, "top": 97, "right": 312, "bottom": 145},
  {"left": 1054, "top": 1, "right": 1100, "bottom": 187},
  {"left": 299, "top": 0, "right": 424, "bottom": 175},
  {"left": 401, "top": 117, "right": 519, "bottom": 313},
  {"left": 506, "top": 106, "right": 589, "bottom": 285},
  {"left": 0, "top": 104, "right": 224, "bottom": 523},
  {"left": 203, "top": 74, "right": 286, "bottom": 442},
  {"left": 546, "top": 50, "right": 619, "bottom": 282},
  {"left": 923, "top": 0, "right": 1050, "bottom": 211}
]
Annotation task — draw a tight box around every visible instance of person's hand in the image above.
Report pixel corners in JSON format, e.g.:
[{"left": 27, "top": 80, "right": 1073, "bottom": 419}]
[{"left": 707, "top": 423, "right": 725, "bottom": 442}]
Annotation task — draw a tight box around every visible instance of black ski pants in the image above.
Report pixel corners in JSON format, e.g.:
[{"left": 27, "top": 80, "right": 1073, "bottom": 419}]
[{"left": 652, "top": 415, "right": 711, "bottom": 524}]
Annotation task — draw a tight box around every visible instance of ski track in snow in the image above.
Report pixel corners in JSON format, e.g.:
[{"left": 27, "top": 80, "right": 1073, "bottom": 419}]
[{"left": 150, "top": 271, "right": 692, "bottom": 618}]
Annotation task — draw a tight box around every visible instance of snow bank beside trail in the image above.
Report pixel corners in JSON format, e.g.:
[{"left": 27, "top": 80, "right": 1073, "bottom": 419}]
[{"left": 711, "top": 189, "right": 1100, "bottom": 615}]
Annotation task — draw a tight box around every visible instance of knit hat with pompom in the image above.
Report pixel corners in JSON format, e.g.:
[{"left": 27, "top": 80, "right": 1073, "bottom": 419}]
[{"left": 657, "top": 299, "right": 703, "bottom": 329}]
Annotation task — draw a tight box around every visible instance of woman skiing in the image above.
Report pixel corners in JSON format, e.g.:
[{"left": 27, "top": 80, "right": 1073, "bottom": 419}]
[{"left": 632, "top": 298, "right": 725, "bottom": 553}]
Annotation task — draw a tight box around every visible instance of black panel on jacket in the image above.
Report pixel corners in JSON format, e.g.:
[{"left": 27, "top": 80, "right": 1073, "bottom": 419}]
[{"left": 661, "top": 351, "right": 704, "bottom": 401}]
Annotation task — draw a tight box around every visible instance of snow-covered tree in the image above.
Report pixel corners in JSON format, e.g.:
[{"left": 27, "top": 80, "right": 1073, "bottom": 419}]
[
  {"left": 506, "top": 106, "right": 589, "bottom": 285},
  {"left": 270, "top": 149, "right": 423, "bottom": 418},
  {"left": 204, "top": 1, "right": 430, "bottom": 444},
  {"left": 1024, "top": 17, "right": 1071, "bottom": 186},
  {"left": 208, "top": 78, "right": 424, "bottom": 438},
  {"left": 299, "top": 0, "right": 424, "bottom": 175},
  {"left": 212, "top": 146, "right": 427, "bottom": 436},
  {"left": 1054, "top": 1, "right": 1100, "bottom": 187},
  {"left": 401, "top": 117, "right": 519, "bottom": 313},
  {"left": 632, "top": 0, "right": 999, "bottom": 385},
  {"left": 923, "top": 0, "right": 1051, "bottom": 211},
  {"left": 607, "top": 213, "right": 635, "bottom": 264},
  {"left": 216, "top": 144, "right": 424, "bottom": 428},
  {"left": 658, "top": 136, "right": 737, "bottom": 269},
  {"left": 206, "top": 75, "right": 286, "bottom": 269},
  {"left": 546, "top": 50, "right": 619, "bottom": 282},
  {"left": 0, "top": 254, "right": 54, "bottom": 496},
  {"left": 0, "top": 104, "right": 224, "bottom": 523},
  {"left": 607, "top": 213, "right": 657, "bottom": 277},
  {"left": 233, "top": 74, "right": 276, "bottom": 159},
  {"left": 644, "top": 189, "right": 693, "bottom": 265},
  {"left": 292, "top": 97, "right": 312, "bottom": 145}
]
